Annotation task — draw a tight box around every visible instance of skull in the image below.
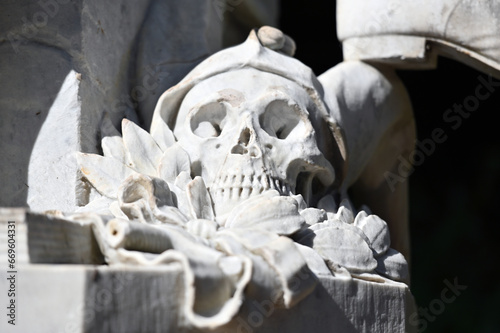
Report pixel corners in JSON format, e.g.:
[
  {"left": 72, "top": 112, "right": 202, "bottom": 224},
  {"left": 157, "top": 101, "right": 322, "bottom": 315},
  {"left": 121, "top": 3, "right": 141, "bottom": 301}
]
[{"left": 173, "top": 68, "right": 335, "bottom": 217}]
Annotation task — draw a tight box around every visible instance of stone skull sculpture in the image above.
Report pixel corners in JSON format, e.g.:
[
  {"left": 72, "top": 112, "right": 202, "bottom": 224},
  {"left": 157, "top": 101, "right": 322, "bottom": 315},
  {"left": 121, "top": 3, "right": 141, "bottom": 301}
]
[
  {"left": 151, "top": 30, "right": 344, "bottom": 219},
  {"left": 173, "top": 68, "right": 335, "bottom": 217}
]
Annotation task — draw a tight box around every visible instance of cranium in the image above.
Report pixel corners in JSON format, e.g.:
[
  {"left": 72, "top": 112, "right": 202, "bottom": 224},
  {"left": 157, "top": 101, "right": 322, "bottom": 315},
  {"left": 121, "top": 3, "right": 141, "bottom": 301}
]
[{"left": 173, "top": 68, "right": 335, "bottom": 217}]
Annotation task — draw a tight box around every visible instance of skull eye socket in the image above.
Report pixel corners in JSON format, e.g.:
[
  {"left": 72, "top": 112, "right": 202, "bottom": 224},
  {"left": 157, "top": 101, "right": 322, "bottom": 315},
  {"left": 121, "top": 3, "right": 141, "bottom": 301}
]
[
  {"left": 190, "top": 102, "right": 227, "bottom": 138},
  {"left": 260, "top": 100, "right": 304, "bottom": 140}
]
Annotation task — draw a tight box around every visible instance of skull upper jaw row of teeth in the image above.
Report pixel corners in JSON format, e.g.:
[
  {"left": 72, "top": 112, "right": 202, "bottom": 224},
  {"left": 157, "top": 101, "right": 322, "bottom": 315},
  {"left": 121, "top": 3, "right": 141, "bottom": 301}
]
[
  {"left": 208, "top": 165, "right": 297, "bottom": 218},
  {"left": 210, "top": 172, "right": 291, "bottom": 199}
]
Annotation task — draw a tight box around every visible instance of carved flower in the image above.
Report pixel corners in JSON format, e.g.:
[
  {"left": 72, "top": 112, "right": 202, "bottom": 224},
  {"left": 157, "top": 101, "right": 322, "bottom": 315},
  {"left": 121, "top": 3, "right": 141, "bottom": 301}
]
[
  {"left": 295, "top": 201, "right": 409, "bottom": 283},
  {"left": 77, "top": 116, "right": 216, "bottom": 225},
  {"left": 77, "top": 115, "right": 408, "bottom": 283}
]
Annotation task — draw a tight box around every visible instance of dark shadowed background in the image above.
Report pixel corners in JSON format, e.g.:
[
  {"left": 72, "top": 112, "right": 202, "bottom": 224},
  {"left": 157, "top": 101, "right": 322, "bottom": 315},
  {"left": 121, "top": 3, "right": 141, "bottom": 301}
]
[{"left": 278, "top": 1, "right": 500, "bottom": 332}]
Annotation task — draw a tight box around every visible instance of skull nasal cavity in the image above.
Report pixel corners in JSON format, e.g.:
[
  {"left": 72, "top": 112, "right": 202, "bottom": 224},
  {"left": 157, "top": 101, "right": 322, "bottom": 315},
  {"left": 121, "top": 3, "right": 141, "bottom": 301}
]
[
  {"left": 239, "top": 127, "right": 251, "bottom": 146},
  {"left": 231, "top": 145, "right": 248, "bottom": 155},
  {"left": 230, "top": 127, "right": 256, "bottom": 156}
]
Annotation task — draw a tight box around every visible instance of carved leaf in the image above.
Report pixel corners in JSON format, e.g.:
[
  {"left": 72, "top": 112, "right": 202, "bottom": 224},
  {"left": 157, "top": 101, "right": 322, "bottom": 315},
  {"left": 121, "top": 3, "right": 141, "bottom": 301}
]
[
  {"left": 186, "top": 219, "right": 218, "bottom": 239},
  {"left": 158, "top": 144, "right": 191, "bottom": 183},
  {"left": 376, "top": 248, "right": 409, "bottom": 283},
  {"left": 155, "top": 206, "right": 189, "bottom": 225},
  {"left": 151, "top": 117, "right": 176, "bottom": 151},
  {"left": 354, "top": 211, "right": 391, "bottom": 256},
  {"left": 77, "top": 152, "right": 136, "bottom": 199},
  {"left": 118, "top": 174, "right": 155, "bottom": 205},
  {"left": 174, "top": 170, "right": 192, "bottom": 189},
  {"left": 290, "top": 194, "right": 307, "bottom": 211},
  {"left": 117, "top": 174, "right": 182, "bottom": 225},
  {"left": 305, "top": 223, "right": 377, "bottom": 273},
  {"left": 102, "top": 136, "right": 129, "bottom": 165},
  {"left": 122, "top": 119, "right": 163, "bottom": 176},
  {"left": 335, "top": 197, "right": 355, "bottom": 223},
  {"left": 217, "top": 227, "right": 280, "bottom": 251},
  {"left": 170, "top": 172, "right": 191, "bottom": 219},
  {"left": 294, "top": 243, "right": 331, "bottom": 277},
  {"left": 151, "top": 177, "right": 175, "bottom": 207},
  {"left": 109, "top": 201, "right": 128, "bottom": 219},
  {"left": 309, "top": 219, "right": 371, "bottom": 245},
  {"left": 117, "top": 174, "right": 156, "bottom": 223},
  {"left": 226, "top": 192, "right": 305, "bottom": 235},
  {"left": 300, "top": 207, "right": 327, "bottom": 226},
  {"left": 186, "top": 176, "right": 214, "bottom": 220}
]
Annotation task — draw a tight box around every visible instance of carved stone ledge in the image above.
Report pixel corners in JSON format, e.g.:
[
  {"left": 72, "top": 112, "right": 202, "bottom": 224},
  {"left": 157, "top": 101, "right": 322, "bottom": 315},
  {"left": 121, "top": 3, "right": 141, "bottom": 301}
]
[{"left": 0, "top": 264, "right": 415, "bottom": 333}]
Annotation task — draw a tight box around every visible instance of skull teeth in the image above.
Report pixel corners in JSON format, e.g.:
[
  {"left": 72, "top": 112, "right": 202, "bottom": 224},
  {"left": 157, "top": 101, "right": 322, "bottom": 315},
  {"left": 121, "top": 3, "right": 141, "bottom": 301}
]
[{"left": 210, "top": 173, "right": 291, "bottom": 204}]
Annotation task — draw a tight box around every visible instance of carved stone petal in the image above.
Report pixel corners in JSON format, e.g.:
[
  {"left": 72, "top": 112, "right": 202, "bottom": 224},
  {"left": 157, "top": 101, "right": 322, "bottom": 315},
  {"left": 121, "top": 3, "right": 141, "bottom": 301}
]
[
  {"left": 186, "top": 176, "right": 214, "bottom": 221},
  {"left": 117, "top": 175, "right": 156, "bottom": 224},
  {"left": 169, "top": 183, "right": 193, "bottom": 220},
  {"left": 118, "top": 175, "right": 153, "bottom": 204},
  {"left": 354, "top": 211, "right": 391, "bottom": 256},
  {"left": 117, "top": 174, "right": 181, "bottom": 225},
  {"left": 186, "top": 219, "right": 218, "bottom": 239},
  {"left": 335, "top": 206, "right": 354, "bottom": 224},
  {"left": 225, "top": 193, "right": 305, "bottom": 236},
  {"left": 290, "top": 194, "right": 307, "bottom": 211},
  {"left": 101, "top": 136, "right": 129, "bottom": 165},
  {"left": 300, "top": 207, "right": 328, "bottom": 226},
  {"left": 226, "top": 189, "right": 279, "bottom": 213},
  {"left": 309, "top": 219, "right": 371, "bottom": 246},
  {"left": 375, "top": 248, "right": 409, "bottom": 284},
  {"left": 77, "top": 152, "right": 136, "bottom": 198},
  {"left": 294, "top": 242, "right": 331, "bottom": 277},
  {"left": 335, "top": 197, "right": 355, "bottom": 223},
  {"left": 154, "top": 206, "right": 188, "bottom": 226},
  {"left": 158, "top": 144, "right": 191, "bottom": 183},
  {"left": 174, "top": 170, "right": 192, "bottom": 189},
  {"left": 150, "top": 177, "right": 175, "bottom": 207},
  {"left": 75, "top": 196, "right": 114, "bottom": 215},
  {"left": 122, "top": 119, "right": 163, "bottom": 176},
  {"left": 217, "top": 228, "right": 280, "bottom": 251},
  {"left": 311, "top": 226, "right": 378, "bottom": 273},
  {"left": 109, "top": 201, "right": 128, "bottom": 219},
  {"left": 150, "top": 116, "right": 176, "bottom": 152}
]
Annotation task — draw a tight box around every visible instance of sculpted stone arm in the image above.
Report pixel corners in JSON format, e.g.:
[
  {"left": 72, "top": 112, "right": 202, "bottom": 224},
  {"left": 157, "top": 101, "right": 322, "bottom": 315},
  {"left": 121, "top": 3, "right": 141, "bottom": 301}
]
[{"left": 319, "top": 61, "right": 416, "bottom": 260}]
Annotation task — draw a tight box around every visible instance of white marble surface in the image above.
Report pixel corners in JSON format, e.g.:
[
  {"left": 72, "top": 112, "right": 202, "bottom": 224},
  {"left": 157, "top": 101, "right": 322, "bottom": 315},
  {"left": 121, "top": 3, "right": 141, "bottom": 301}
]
[
  {"left": 337, "top": 0, "right": 500, "bottom": 78},
  {"left": 0, "top": 264, "right": 415, "bottom": 333}
]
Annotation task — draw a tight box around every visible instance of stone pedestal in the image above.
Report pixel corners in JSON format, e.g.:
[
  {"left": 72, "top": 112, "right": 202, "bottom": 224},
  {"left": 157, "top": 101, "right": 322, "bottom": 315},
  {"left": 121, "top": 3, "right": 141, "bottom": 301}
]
[
  {"left": 1, "top": 209, "right": 415, "bottom": 332},
  {"left": 0, "top": 264, "right": 415, "bottom": 333}
]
